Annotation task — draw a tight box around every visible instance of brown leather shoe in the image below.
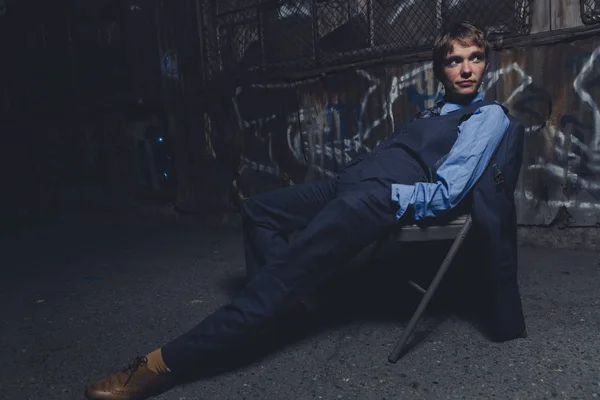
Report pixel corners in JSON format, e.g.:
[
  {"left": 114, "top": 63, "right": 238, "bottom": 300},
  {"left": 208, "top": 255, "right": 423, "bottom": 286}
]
[{"left": 85, "top": 356, "right": 176, "bottom": 400}]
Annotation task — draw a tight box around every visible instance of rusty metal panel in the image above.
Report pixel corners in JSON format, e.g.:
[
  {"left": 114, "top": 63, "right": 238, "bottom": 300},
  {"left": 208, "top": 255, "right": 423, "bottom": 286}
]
[
  {"left": 499, "top": 40, "right": 600, "bottom": 226},
  {"left": 226, "top": 36, "right": 600, "bottom": 227},
  {"left": 227, "top": 63, "right": 442, "bottom": 197}
]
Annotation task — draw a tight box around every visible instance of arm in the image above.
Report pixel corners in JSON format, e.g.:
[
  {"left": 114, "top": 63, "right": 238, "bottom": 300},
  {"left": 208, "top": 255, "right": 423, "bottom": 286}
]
[{"left": 391, "top": 104, "right": 510, "bottom": 221}]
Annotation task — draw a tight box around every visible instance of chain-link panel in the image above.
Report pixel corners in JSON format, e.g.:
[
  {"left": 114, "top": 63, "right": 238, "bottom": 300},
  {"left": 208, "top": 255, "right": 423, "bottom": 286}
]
[
  {"left": 262, "top": 1, "right": 316, "bottom": 68},
  {"left": 205, "top": 0, "right": 533, "bottom": 77},
  {"left": 581, "top": 0, "right": 600, "bottom": 24},
  {"left": 216, "top": 6, "right": 261, "bottom": 71}
]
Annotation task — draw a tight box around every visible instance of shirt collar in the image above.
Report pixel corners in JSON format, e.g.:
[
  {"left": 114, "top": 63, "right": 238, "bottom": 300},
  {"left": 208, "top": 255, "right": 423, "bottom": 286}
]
[{"left": 439, "top": 92, "right": 484, "bottom": 116}]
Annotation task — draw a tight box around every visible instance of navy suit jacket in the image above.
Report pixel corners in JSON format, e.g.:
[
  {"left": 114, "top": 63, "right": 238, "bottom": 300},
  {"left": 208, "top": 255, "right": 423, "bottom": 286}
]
[{"left": 466, "top": 114, "right": 526, "bottom": 341}]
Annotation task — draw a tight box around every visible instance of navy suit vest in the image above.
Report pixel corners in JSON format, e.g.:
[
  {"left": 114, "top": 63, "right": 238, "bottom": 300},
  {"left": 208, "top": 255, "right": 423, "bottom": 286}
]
[{"left": 342, "top": 99, "right": 498, "bottom": 183}]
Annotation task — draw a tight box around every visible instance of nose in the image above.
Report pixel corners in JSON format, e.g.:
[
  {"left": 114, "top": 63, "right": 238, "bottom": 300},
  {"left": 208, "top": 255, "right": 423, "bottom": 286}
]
[{"left": 460, "top": 60, "right": 472, "bottom": 77}]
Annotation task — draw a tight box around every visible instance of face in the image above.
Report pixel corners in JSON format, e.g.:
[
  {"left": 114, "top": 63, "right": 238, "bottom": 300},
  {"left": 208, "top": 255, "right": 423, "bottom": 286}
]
[{"left": 441, "top": 42, "right": 487, "bottom": 98}]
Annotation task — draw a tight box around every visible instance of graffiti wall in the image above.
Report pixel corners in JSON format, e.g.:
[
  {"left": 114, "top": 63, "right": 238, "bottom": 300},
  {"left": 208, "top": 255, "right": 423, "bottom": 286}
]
[{"left": 218, "top": 36, "right": 600, "bottom": 227}]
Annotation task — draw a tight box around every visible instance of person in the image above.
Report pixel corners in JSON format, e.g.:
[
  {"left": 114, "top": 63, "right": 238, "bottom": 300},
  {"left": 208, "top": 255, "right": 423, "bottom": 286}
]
[{"left": 85, "top": 21, "right": 526, "bottom": 400}]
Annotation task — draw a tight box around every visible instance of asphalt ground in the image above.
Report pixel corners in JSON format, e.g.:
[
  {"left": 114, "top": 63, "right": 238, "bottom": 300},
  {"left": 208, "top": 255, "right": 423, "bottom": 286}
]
[{"left": 1, "top": 212, "right": 598, "bottom": 399}]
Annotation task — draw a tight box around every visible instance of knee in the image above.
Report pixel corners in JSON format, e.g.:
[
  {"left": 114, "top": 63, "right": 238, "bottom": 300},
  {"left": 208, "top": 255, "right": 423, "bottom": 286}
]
[
  {"left": 240, "top": 197, "right": 256, "bottom": 222},
  {"left": 241, "top": 196, "right": 268, "bottom": 226}
]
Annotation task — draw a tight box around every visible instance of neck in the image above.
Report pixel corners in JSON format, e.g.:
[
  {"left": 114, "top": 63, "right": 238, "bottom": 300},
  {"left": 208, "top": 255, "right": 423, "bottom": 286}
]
[{"left": 444, "top": 91, "right": 479, "bottom": 105}]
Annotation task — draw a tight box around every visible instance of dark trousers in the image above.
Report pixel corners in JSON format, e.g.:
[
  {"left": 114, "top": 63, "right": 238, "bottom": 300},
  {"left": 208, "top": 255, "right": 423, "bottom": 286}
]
[{"left": 161, "top": 161, "right": 427, "bottom": 372}]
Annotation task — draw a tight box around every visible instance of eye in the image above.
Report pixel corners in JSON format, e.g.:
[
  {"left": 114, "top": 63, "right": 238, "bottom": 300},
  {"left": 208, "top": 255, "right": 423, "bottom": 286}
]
[{"left": 445, "top": 58, "right": 460, "bottom": 67}]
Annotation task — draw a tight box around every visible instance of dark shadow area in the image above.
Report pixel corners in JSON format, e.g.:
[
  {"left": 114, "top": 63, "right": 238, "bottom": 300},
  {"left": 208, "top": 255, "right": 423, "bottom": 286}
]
[{"left": 216, "top": 275, "right": 249, "bottom": 296}]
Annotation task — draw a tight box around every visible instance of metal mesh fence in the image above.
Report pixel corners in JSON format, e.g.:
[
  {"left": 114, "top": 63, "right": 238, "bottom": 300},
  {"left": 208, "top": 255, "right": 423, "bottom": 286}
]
[
  {"left": 204, "top": 0, "right": 533, "bottom": 78},
  {"left": 581, "top": 0, "right": 600, "bottom": 24}
]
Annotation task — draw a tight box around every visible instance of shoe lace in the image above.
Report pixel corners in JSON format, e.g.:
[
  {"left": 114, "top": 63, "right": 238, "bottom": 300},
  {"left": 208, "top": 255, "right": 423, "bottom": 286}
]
[{"left": 122, "top": 356, "right": 148, "bottom": 386}]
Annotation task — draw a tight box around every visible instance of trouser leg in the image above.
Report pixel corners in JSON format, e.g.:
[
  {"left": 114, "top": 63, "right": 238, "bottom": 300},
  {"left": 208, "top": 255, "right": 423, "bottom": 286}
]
[
  {"left": 162, "top": 179, "right": 405, "bottom": 372},
  {"left": 241, "top": 179, "right": 336, "bottom": 279}
]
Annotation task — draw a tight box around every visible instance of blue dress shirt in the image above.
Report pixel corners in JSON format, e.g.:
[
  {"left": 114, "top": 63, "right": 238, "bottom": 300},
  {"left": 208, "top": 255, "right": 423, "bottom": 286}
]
[{"left": 391, "top": 92, "right": 510, "bottom": 221}]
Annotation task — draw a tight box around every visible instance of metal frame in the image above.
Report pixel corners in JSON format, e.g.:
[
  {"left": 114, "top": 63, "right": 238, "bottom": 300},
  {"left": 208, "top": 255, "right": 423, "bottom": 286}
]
[{"left": 373, "top": 214, "right": 473, "bottom": 363}]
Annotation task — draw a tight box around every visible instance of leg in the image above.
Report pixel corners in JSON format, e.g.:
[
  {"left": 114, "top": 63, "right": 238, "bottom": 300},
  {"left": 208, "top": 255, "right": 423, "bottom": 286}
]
[
  {"left": 85, "top": 181, "right": 336, "bottom": 400},
  {"left": 242, "top": 179, "right": 336, "bottom": 279},
  {"left": 85, "top": 173, "right": 424, "bottom": 400},
  {"left": 161, "top": 179, "right": 403, "bottom": 372}
]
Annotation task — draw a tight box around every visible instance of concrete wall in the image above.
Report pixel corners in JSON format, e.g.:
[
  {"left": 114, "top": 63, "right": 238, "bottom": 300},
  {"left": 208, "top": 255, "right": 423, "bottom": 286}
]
[{"left": 220, "top": 36, "right": 600, "bottom": 227}]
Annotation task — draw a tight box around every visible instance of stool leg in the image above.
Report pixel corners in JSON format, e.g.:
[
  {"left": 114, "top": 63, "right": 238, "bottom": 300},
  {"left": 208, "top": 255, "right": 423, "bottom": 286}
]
[{"left": 388, "top": 216, "right": 473, "bottom": 363}]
